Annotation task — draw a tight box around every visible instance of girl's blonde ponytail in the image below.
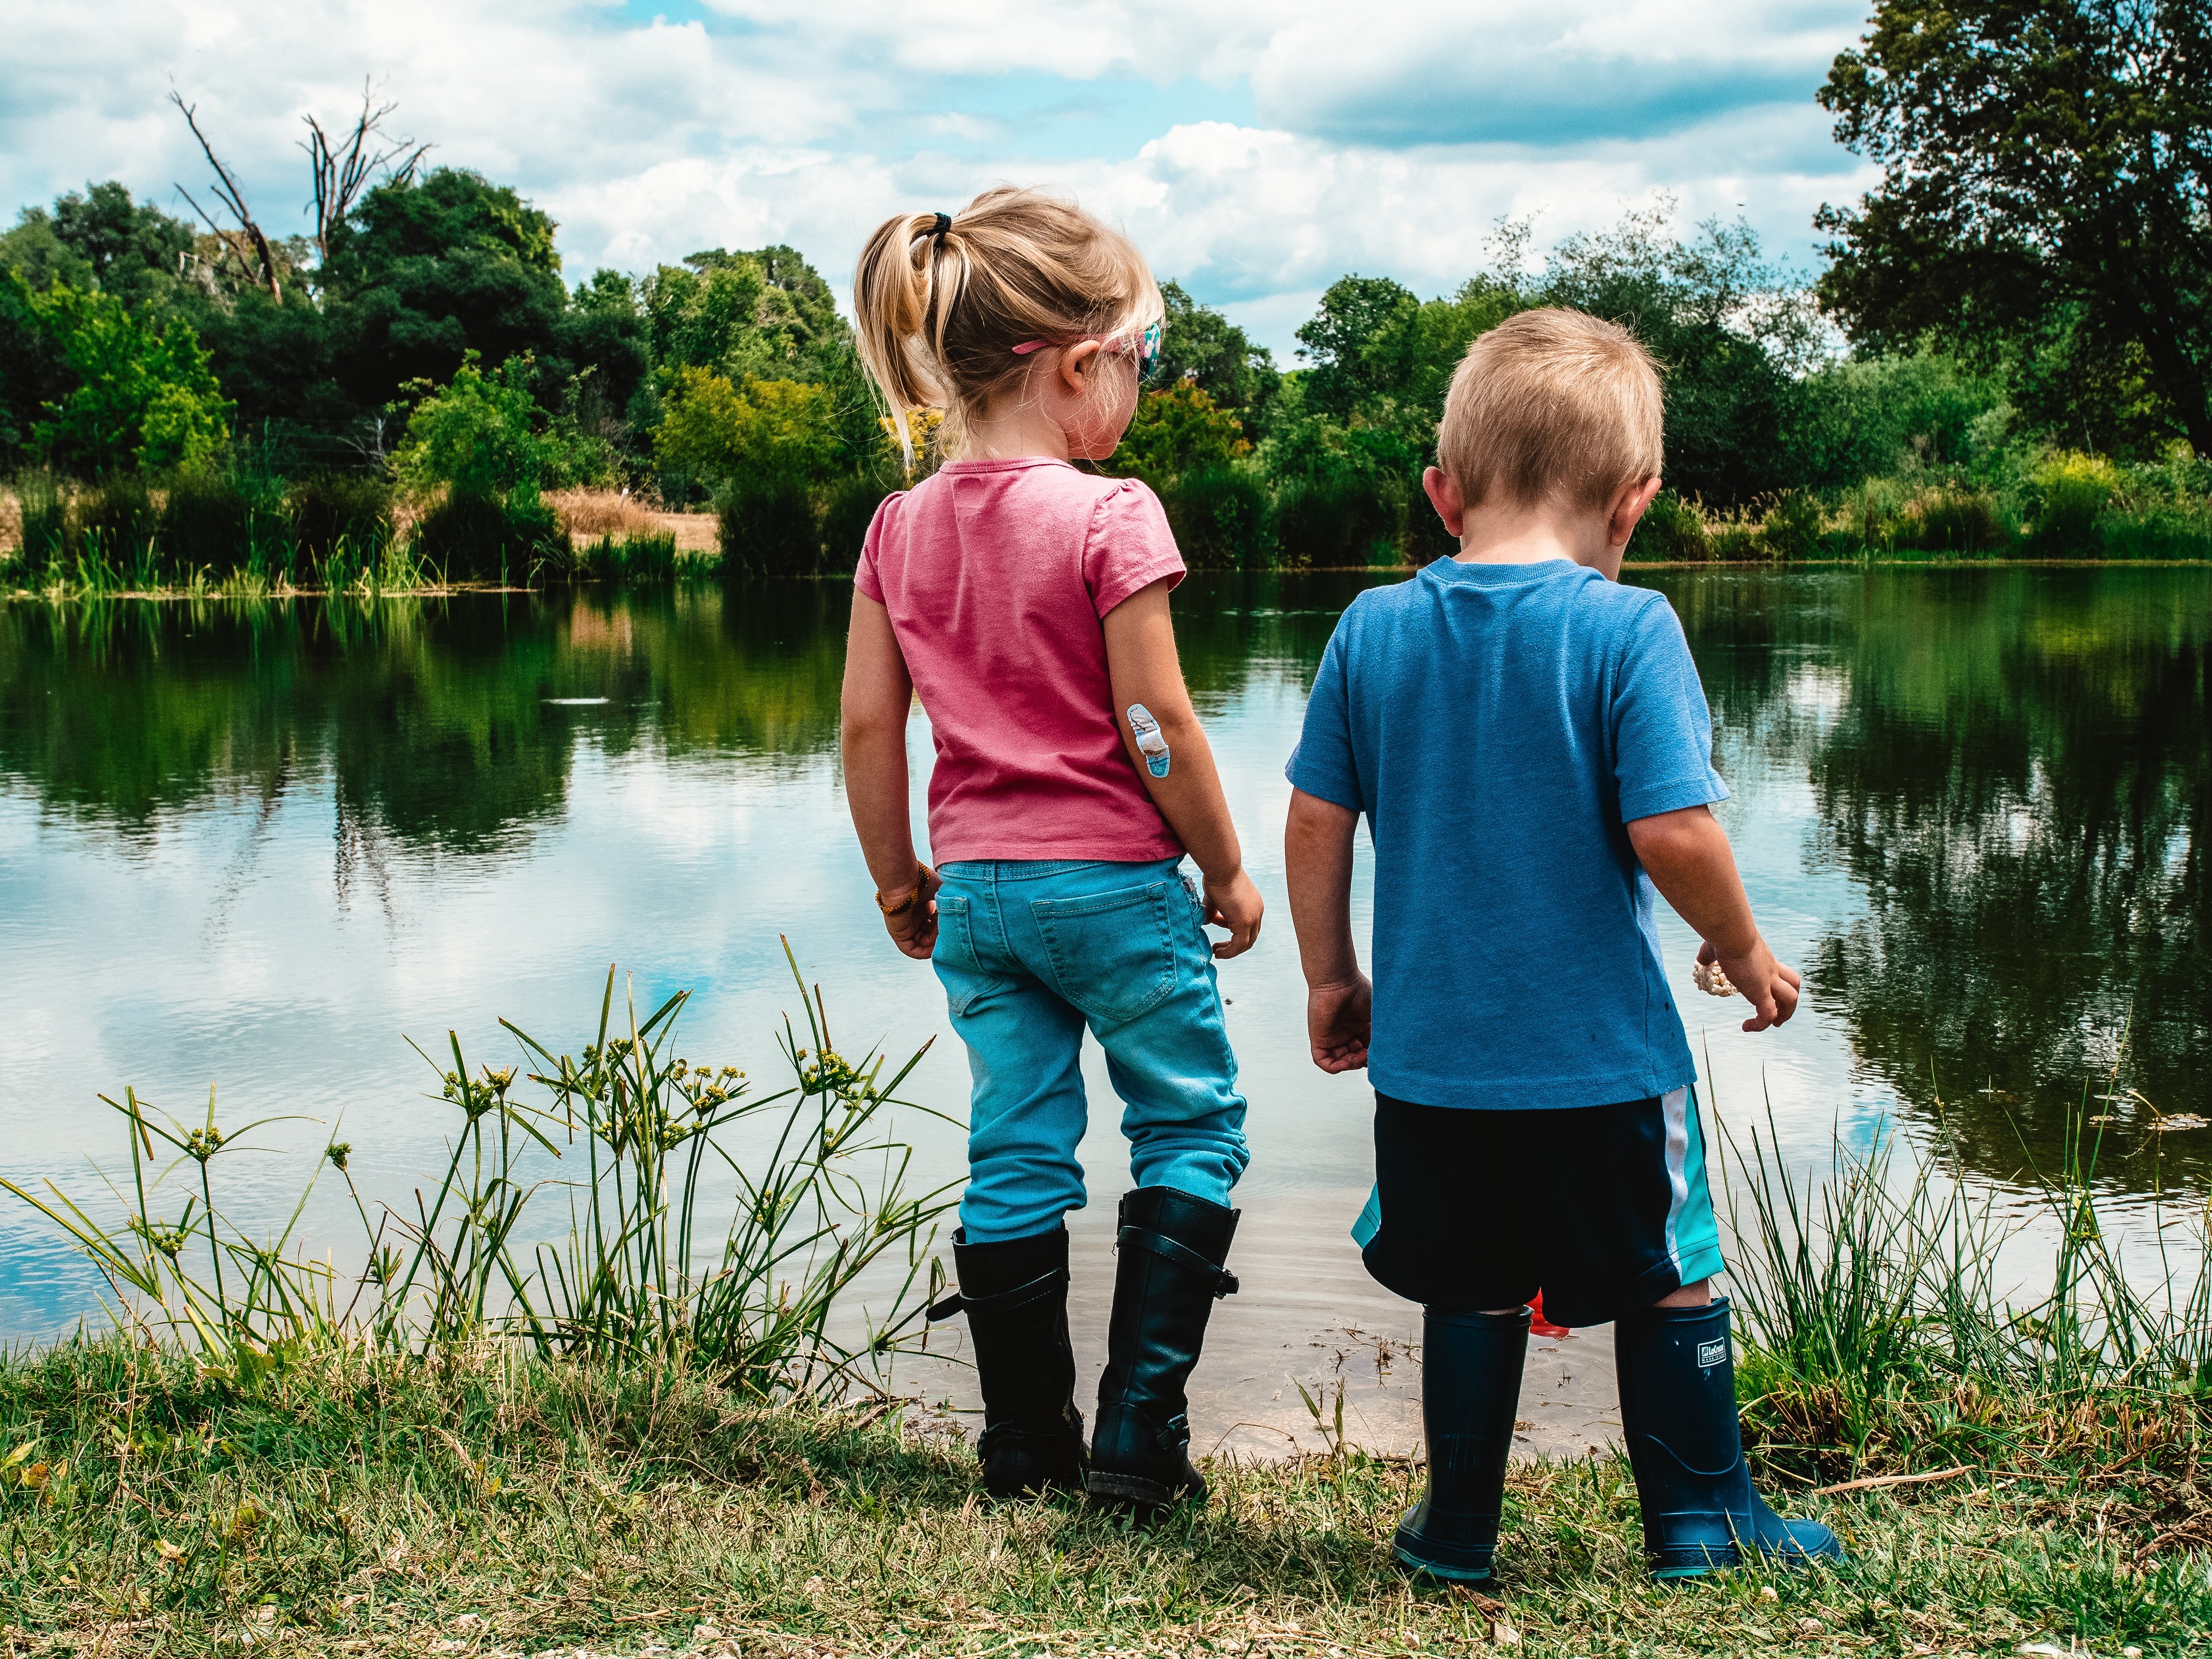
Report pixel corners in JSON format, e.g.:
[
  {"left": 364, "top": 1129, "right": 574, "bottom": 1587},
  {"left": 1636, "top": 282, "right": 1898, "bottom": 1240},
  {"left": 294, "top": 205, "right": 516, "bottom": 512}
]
[{"left": 851, "top": 187, "right": 1159, "bottom": 467}]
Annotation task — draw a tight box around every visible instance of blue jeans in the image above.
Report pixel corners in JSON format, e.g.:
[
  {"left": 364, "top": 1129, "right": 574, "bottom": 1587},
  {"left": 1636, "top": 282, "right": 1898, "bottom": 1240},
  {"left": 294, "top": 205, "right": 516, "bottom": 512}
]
[{"left": 932, "top": 858, "right": 1250, "bottom": 1242}]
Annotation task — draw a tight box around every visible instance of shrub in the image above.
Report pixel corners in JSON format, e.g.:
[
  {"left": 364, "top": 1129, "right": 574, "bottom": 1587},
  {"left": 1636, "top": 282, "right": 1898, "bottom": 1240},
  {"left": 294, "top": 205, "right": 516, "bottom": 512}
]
[
  {"left": 657, "top": 370, "right": 839, "bottom": 500},
  {"left": 1757, "top": 488, "right": 1825, "bottom": 560},
  {"left": 1705, "top": 510, "right": 1767, "bottom": 563},
  {"left": 392, "top": 353, "right": 615, "bottom": 499},
  {"left": 412, "top": 487, "right": 569, "bottom": 583},
  {"left": 2101, "top": 503, "right": 2212, "bottom": 560},
  {"left": 23, "top": 279, "right": 230, "bottom": 472},
  {"left": 1159, "top": 467, "right": 1273, "bottom": 571},
  {"left": 566, "top": 533, "right": 678, "bottom": 582},
  {"left": 1901, "top": 486, "right": 2009, "bottom": 553},
  {"left": 1629, "top": 488, "right": 1708, "bottom": 560},
  {"left": 1114, "top": 384, "right": 1250, "bottom": 483},
  {"left": 1271, "top": 470, "right": 1400, "bottom": 566},
  {"left": 159, "top": 469, "right": 294, "bottom": 582},
  {"left": 2026, "top": 451, "right": 2123, "bottom": 557},
  {"left": 289, "top": 472, "right": 394, "bottom": 563},
  {"left": 76, "top": 476, "right": 159, "bottom": 580},
  {"left": 717, "top": 474, "right": 819, "bottom": 577},
  {"left": 15, "top": 470, "right": 70, "bottom": 565},
  {"left": 819, "top": 475, "right": 893, "bottom": 576}
]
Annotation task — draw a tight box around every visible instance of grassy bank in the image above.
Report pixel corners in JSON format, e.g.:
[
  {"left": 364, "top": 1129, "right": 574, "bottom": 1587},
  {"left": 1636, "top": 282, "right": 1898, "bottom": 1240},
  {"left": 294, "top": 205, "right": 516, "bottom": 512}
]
[
  {"left": 3, "top": 965, "right": 2209, "bottom": 1654},
  {"left": 0, "top": 1333, "right": 2201, "bottom": 1659}
]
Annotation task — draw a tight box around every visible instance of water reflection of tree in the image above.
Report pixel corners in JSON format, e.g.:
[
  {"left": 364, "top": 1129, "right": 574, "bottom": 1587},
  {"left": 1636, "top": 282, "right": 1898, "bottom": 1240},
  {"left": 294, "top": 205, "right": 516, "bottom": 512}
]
[
  {"left": 1173, "top": 571, "right": 1403, "bottom": 711},
  {"left": 0, "top": 585, "right": 855, "bottom": 859},
  {"left": 1668, "top": 568, "right": 2212, "bottom": 1189}
]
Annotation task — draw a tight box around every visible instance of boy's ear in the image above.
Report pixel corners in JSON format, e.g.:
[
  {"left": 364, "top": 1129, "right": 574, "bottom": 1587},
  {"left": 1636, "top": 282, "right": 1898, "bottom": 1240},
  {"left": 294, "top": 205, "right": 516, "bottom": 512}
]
[
  {"left": 1422, "top": 466, "right": 1466, "bottom": 540},
  {"left": 1608, "top": 475, "right": 1664, "bottom": 549}
]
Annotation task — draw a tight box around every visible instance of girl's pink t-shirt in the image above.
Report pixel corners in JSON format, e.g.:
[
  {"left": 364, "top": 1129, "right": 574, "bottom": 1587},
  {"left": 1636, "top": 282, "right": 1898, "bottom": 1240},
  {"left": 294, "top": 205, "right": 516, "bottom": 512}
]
[{"left": 855, "top": 457, "right": 1186, "bottom": 865}]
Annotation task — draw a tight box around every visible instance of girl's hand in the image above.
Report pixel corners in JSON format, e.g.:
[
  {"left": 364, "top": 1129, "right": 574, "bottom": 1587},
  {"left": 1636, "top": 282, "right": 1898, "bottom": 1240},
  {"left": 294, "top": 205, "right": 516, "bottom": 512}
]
[
  {"left": 879, "top": 866, "right": 942, "bottom": 960},
  {"left": 1202, "top": 867, "right": 1264, "bottom": 959}
]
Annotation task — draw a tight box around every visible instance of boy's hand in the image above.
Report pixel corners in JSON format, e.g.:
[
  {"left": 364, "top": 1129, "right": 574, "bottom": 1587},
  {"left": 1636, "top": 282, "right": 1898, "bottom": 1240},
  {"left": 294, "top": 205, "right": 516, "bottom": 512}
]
[
  {"left": 1307, "top": 974, "right": 1372, "bottom": 1072},
  {"left": 1698, "top": 938, "right": 1801, "bottom": 1032},
  {"left": 1202, "top": 867, "right": 1264, "bottom": 959}
]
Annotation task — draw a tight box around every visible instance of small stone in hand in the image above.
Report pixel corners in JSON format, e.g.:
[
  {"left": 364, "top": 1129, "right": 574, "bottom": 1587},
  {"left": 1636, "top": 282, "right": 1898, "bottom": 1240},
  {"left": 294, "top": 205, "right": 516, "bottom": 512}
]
[{"left": 1692, "top": 957, "right": 1735, "bottom": 998}]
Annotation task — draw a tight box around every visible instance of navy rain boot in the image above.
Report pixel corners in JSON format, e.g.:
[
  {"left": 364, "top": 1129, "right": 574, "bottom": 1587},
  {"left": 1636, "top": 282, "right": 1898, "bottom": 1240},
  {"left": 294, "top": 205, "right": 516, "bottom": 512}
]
[
  {"left": 1612, "top": 1298, "right": 1843, "bottom": 1576},
  {"left": 1393, "top": 1306, "right": 1531, "bottom": 1583},
  {"left": 927, "top": 1226, "right": 1086, "bottom": 1500},
  {"left": 1086, "top": 1187, "right": 1239, "bottom": 1514}
]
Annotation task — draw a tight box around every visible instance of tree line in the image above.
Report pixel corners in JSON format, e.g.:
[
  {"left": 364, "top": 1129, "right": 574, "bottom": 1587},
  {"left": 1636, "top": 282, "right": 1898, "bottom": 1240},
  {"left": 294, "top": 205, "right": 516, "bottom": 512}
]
[{"left": 4, "top": 0, "right": 2209, "bottom": 580}]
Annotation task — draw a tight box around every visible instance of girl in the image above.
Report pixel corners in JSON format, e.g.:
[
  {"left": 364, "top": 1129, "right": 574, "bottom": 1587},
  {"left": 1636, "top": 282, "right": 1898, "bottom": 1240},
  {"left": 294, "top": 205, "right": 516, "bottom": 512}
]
[{"left": 840, "top": 186, "right": 1261, "bottom": 1512}]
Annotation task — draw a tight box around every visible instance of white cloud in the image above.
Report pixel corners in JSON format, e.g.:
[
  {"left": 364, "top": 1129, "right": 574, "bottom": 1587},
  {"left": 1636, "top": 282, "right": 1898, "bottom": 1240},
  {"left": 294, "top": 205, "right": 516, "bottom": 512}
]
[{"left": 0, "top": 0, "right": 1880, "bottom": 356}]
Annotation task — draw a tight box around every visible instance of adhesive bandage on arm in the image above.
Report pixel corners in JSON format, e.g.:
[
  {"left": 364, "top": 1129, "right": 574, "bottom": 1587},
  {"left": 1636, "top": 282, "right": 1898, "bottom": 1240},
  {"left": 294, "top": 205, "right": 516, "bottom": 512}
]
[{"left": 1127, "top": 703, "right": 1171, "bottom": 778}]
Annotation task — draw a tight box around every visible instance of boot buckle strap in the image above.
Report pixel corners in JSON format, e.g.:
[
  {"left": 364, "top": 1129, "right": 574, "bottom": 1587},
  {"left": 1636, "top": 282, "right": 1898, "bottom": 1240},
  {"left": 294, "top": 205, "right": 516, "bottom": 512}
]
[
  {"left": 1116, "top": 1225, "right": 1238, "bottom": 1298},
  {"left": 927, "top": 1265, "right": 1069, "bottom": 1323}
]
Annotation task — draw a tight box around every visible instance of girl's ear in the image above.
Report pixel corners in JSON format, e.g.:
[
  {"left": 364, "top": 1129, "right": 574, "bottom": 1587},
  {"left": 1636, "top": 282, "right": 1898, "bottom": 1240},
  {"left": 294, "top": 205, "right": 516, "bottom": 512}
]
[{"left": 1057, "top": 338, "right": 1104, "bottom": 397}]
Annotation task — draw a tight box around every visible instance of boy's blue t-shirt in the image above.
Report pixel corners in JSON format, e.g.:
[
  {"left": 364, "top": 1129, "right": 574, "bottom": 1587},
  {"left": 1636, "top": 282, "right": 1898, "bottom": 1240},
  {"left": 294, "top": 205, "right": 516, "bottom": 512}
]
[{"left": 1286, "top": 557, "right": 1727, "bottom": 1109}]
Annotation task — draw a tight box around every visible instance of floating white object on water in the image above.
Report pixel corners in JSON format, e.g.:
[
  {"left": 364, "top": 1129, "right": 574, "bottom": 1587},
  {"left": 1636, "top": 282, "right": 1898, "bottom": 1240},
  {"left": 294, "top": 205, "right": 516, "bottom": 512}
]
[
  {"left": 544, "top": 697, "right": 610, "bottom": 705},
  {"left": 2151, "top": 1113, "right": 2210, "bottom": 1132},
  {"left": 1692, "top": 958, "right": 1735, "bottom": 998}
]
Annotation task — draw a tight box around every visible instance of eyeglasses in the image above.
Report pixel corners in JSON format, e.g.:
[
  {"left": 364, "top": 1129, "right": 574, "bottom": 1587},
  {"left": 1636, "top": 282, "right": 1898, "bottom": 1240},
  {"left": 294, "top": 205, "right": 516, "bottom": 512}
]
[{"left": 1011, "top": 320, "right": 1164, "bottom": 385}]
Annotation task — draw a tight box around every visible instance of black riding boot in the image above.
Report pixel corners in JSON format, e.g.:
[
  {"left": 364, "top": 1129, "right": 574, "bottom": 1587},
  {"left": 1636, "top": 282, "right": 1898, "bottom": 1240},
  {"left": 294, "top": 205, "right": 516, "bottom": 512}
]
[
  {"left": 1085, "top": 1187, "right": 1239, "bottom": 1513},
  {"left": 1613, "top": 1298, "right": 1843, "bottom": 1576},
  {"left": 1392, "top": 1306, "right": 1531, "bottom": 1582},
  {"left": 927, "top": 1226, "right": 1086, "bottom": 1500}
]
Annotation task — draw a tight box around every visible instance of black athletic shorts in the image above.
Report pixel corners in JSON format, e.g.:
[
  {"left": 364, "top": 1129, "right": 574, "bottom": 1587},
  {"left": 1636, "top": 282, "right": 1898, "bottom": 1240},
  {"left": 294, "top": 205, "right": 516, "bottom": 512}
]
[{"left": 1357, "top": 1088, "right": 1724, "bottom": 1328}]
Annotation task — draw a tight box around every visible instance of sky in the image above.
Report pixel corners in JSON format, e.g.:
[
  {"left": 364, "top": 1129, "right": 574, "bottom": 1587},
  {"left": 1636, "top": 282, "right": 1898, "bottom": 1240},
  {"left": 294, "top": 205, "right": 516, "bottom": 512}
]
[{"left": 0, "top": 0, "right": 1881, "bottom": 359}]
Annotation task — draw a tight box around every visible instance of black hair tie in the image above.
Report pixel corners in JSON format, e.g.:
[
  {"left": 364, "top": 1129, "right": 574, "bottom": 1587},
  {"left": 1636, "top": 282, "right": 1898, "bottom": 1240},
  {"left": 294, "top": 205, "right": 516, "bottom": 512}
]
[{"left": 930, "top": 212, "right": 952, "bottom": 240}]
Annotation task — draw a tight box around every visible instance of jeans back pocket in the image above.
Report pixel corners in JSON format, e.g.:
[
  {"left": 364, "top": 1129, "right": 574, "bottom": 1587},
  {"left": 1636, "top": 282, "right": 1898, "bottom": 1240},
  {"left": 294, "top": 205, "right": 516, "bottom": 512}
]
[
  {"left": 931, "top": 891, "right": 983, "bottom": 1015},
  {"left": 1030, "top": 881, "right": 1178, "bottom": 1025}
]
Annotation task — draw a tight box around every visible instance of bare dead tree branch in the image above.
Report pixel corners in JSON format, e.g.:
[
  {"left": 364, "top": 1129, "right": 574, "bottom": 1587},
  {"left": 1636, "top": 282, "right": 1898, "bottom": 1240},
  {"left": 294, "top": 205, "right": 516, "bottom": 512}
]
[
  {"left": 168, "top": 90, "right": 283, "bottom": 302},
  {"left": 302, "top": 79, "right": 432, "bottom": 263}
]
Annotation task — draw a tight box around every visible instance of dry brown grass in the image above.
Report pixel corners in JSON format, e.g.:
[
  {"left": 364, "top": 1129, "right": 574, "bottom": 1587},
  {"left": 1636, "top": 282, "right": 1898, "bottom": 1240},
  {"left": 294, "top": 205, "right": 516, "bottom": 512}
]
[
  {"left": 548, "top": 487, "right": 663, "bottom": 541},
  {"left": 548, "top": 488, "right": 719, "bottom": 556},
  {"left": 0, "top": 487, "right": 21, "bottom": 555}
]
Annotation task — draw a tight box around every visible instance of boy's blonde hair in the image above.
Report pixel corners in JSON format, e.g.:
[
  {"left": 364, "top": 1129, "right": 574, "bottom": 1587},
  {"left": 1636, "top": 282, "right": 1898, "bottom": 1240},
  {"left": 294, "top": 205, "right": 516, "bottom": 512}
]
[
  {"left": 1435, "top": 307, "right": 1663, "bottom": 513},
  {"left": 853, "top": 185, "right": 1161, "bottom": 465}
]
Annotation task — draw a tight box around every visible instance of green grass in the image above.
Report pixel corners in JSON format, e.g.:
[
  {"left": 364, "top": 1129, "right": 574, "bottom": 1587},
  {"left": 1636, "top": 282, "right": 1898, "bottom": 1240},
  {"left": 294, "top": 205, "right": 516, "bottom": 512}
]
[{"left": 0, "top": 1335, "right": 2202, "bottom": 1658}]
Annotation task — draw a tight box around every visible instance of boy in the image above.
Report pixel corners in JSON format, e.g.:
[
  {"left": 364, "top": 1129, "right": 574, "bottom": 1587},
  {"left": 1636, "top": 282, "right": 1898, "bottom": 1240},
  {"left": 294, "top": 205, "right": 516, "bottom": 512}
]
[{"left": 1281, "top": 308, "right": 1841, "bottom": 1580}]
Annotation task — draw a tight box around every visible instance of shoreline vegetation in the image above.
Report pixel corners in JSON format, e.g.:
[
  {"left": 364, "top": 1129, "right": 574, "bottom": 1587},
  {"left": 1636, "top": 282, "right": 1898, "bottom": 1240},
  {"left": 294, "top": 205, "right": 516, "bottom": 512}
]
[
  {"left": 11, "top": 175, "right": 2212, "bottom": 606},
  {"left": 3, "top": 478, "right": 2208, "bottom": 604},
  {"left": 2, "top": 966, "right": 2207, "bottom": 1655}
]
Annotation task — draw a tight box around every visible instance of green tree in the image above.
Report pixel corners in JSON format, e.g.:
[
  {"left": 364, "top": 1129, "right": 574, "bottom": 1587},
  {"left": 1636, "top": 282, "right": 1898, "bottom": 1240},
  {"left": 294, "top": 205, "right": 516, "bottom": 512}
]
[
  {"left": 1815, "top": 0, "right": 2212, "bottom": 453},
  {"left": 1540, "top": 211, "right": 1812, "bottom": 505},
  {"left": 51, "top": 182, "right": 195, "bottom": 306},
  {"left": 643, "top": 255, "right": 768, "bottom": 379},
  {"left": 321, "top": 168, "right": 569, "bottom": 409},
  {"left": 1154, "top": 281, "right": 1278, "bottom": 416},
  {"left": 1110, "top": 383, "right": 1251, "bottom": 482},
  {"left": 652, "top": 368, "right": 839, "bottom": 488},
  {"left": 26, "top": 281, "right": 229, "bottom": 471}
]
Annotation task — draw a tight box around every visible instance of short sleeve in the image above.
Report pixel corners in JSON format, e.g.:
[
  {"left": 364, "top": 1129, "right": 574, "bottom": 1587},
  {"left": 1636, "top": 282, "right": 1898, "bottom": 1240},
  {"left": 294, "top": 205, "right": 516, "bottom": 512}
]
[
  {"left": 1612, "top": 595, "right": 1729, "bottom": 822},
  {"left": 853, "top": 491, "right": 904, "bottom": 603},
  {"left": 1082, "top": 480, "right": 1186, "bottom": 617},
  {"left": 1284, "top": 622, "right": 1364, "bottom": 812}
]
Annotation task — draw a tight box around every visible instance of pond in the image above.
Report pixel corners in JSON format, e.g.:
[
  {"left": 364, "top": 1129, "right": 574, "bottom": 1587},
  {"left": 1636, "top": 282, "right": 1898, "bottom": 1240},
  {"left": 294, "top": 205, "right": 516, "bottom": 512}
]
[{"left": 2, "top": 568, "right": 2207, "bottom": 1387}]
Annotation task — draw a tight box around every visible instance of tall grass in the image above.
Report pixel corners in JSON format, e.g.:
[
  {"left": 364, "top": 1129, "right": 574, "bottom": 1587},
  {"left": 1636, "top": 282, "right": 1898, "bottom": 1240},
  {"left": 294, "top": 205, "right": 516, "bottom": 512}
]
[
  {"left": 1, "top": 946, "right": 954, "bottom": 1397},
  {"left": 1723, "top": 1086, "right": 2212, "bottom": 1481}
]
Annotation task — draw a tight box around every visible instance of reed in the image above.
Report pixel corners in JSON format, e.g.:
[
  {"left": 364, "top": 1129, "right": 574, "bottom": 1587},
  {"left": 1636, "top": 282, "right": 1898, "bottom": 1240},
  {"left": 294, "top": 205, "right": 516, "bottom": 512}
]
[
  {"left": 1722, "top": 1083, "right": 2212, "bottom": 1493},
  {"left": 1, "top": 945, "right": 953, "bottom": 1397}
]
